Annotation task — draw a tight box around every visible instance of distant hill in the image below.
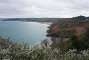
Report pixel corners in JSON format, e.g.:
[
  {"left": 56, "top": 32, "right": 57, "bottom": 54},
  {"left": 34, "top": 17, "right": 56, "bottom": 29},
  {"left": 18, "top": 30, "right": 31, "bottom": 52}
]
[
  {"left": 2, "top": 18, "right": 63, "bottom": 22},
  {"left": 1, "top": 16, "right": 89, "bottom": 22}
]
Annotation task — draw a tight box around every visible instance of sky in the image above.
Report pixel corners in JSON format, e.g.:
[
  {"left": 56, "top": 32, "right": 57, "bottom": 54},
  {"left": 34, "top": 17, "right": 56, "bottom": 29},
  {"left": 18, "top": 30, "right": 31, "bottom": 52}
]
[{"left": 0, "top": 0, "right": 89, "bottom": 18}]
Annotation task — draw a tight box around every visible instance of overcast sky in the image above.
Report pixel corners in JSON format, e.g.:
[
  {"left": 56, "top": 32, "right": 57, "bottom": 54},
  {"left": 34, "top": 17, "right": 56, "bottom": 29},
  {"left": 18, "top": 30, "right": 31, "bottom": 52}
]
[{"left": 0, "top": 0, "right": 89, "bottom": 18}]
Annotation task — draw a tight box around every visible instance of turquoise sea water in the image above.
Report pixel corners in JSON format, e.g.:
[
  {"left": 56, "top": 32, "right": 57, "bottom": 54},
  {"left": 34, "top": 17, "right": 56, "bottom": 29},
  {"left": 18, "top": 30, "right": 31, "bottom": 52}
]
[{"left": 0, "top": 21, "right": 49, "bottom": 45}]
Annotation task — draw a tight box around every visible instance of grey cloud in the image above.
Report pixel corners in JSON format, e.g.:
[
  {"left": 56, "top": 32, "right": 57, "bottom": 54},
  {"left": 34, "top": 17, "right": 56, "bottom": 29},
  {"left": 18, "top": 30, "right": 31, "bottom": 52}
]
[{"left": 0, "top": 0, "right": 89, "bottom": 18}]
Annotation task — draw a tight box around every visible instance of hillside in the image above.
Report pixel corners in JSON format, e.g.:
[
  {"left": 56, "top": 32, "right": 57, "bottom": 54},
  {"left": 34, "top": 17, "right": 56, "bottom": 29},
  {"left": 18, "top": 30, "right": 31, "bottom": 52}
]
[{"left": 46, "top": 16, "right": 89, "bottom": 50}]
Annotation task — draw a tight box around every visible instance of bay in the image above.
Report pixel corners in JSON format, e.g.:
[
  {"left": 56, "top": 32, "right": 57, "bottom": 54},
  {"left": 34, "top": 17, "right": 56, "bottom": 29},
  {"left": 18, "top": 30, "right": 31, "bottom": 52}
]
[{"left": 0, "top": 21, "right": 49, "bottom": 45}]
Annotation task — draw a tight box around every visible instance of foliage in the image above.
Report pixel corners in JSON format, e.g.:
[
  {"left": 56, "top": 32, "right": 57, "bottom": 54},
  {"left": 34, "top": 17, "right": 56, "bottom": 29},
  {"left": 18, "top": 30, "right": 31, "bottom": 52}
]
[
  {"left": 0, "top": 36, "right": 89, "bottom": 60},
  {"left": 68, "top": 28, "right": 89, "bottom": 51},
  {"left": 68, "top": 33, "right": 81, "bottom": 50},
  {"left": 72, "top": 15, "right": 86, "bottom": 20},
  {"left": 1, "top": 47, "right": 89, "bottom": 60},
  {"left": 79, "top": 28, "right": 89, "bottom": 50}
]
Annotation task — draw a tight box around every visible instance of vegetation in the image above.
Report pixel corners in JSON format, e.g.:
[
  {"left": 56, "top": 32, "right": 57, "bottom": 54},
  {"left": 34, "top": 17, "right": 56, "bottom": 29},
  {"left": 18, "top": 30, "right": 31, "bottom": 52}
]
[
  {"left": 1, "top": 15, "right": 89, "bottom": 60},
  {"left": 72, "top": 15, "right": 86, "bottom": 20},
  {"left": 47, "top": 15, "right": 89, "bottom": 51},
  {"left": 1, "top": 43, "right": 89, "bottom": 60},
  {"left": 0, "top": 34, "right": 89, "bottom": 60}
]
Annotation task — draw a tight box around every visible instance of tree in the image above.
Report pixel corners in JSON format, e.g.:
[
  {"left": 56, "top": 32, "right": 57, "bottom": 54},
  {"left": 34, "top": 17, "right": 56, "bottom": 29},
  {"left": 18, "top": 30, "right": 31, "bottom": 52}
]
[
  {"left": 80, "top": 28, "right": 89, "bottom": 50},
  {"left": 69, "top": 33, "right": 81, "bottom": 50},
  {"left": 72, "top": 15, "right": 86, "bottom": 20},
  {"left": 69, "top": 28, "right": 89, "bottom": 51}
]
